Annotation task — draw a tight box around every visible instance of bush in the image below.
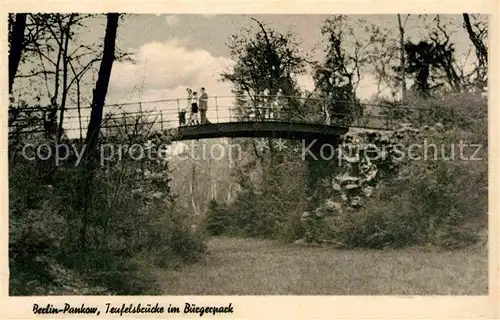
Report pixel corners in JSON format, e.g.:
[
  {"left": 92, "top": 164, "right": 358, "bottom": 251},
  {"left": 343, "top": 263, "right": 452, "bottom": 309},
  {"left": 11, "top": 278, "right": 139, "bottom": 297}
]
[
  {"left": 299, "top": 92, "right": 488, "bottom": 249},
  {"left": 331, "top": 157, "right": 486, "bottom": 249},
  {"left": 9, "top": 127, "right": 207, "bottom": 295},
  {"left": 205, "top": 199, "right": 233, "bottom": 236},
  {"left": 326, "top": 93, "right": 487, "bottom": 249},
  {"left": 216, "top": 147, "right": 311, "bottom": 241},
  {"left": 279, "top": 211, "right": 307, "bottom": 242},
  {"left": 221, "top": 182, "right": 308, "bottom": 240},
  {"left": 404, "top": 92, "right": 487, "bottom": 145}
]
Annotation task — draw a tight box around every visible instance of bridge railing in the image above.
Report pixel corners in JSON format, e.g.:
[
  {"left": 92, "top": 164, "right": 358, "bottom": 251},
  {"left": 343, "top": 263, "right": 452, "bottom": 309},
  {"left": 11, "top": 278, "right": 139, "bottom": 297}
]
[{"left": 8, "top": 95, "right": 432, "bottom": 139}]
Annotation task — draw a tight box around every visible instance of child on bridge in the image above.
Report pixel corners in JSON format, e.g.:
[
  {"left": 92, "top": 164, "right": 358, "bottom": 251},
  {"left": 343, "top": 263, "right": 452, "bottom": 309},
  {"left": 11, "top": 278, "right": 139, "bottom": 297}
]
[
  {"left": 190, "top": 91, "right": 200, "bottom": 125},
  {"left": 179, "top": 108, "right": 187, "bottom": 126}
]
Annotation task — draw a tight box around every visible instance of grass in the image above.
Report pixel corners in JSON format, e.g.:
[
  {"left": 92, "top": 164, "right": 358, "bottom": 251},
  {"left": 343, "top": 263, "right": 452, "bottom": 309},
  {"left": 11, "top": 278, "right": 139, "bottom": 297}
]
[{"left": 158, "top": 236, "right": 487, "bottom": 295}]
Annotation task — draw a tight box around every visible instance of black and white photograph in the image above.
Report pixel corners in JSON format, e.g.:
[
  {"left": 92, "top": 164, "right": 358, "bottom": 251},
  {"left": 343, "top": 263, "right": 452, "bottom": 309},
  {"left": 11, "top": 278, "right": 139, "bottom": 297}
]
[{"left": 7, "top": 12, "right": 489, "bottom": 298}]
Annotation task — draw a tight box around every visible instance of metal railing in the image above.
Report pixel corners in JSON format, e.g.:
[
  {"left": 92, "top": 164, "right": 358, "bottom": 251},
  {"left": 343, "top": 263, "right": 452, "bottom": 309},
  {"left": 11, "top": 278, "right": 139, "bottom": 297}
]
[{"left": 8, "top": 95, "right": 429, "bottom": 139}]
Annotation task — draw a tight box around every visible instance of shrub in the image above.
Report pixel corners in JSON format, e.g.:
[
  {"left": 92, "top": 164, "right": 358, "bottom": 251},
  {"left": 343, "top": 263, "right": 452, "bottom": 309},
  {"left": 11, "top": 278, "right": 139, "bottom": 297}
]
[
  {"left": 327, "top": 94, "right": 486, "bottom": 249},
  {"left": 205, "top": 199, "right": 233, "bottom": 236},
  {"left": 309, "top": 93, "right": 488, "bottom": 249},
  {"left": 331, "top": 157, "right": 486, "bottom": 249},
  {"left": 9, "top": 125, "right": 207, "bottom": 295}
]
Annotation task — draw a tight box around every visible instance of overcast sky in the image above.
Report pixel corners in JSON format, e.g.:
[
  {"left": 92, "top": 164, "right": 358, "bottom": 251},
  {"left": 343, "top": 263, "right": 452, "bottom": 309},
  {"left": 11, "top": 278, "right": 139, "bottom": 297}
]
[
  {"left": 14, "top": 14, "right": 480, "bottom": 105},
  {"left": 100, "top": 14, "right": 477, "bottom": 105}
]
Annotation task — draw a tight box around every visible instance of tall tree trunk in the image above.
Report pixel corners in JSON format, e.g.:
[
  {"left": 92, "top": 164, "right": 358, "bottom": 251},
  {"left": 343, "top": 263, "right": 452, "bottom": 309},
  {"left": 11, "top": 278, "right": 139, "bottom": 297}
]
[
  {"left": 463, "top": 14, "right": 488, "bottom": 64},
  {"left": 227, "top": 150, "right": 233, "bottom": 203},
  {"left": 45, "top": 15, "right": 65, "bottom": 138},
  {"left": 84, "top": 13, "right": 119, "bottom": 153},
  {"left": 77, "top": 80, "right": 83, "bottom": 140},
  {"left": 190, "top": 164, "right": 199, "bottom": 215},
  {"left": 52, "top": 15, "right": 65, "bottom": 102},
  {"left": 58, "top": 18, "right": 73, "bottom": 141},
  {"left": 463, "top": 13, "right": 488, "bottom": 89},
  {"left": 397, "top": 14, "right": 407, "bottom": 103},
  {"left": 212, "top": 182, "right": 217, "bottom": 200},
  {"left": 8, "top": 13, "right": 27, "bottom": 94},
  {"left": 80, "top": 13, "right": 119, "bottom": 253}
]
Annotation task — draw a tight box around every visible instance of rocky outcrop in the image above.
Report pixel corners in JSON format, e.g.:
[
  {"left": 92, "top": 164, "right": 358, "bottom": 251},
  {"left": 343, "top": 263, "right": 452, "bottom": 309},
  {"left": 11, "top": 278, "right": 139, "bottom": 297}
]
[{"left": 297, "top": 123, "right": 445, "bottom": 244}]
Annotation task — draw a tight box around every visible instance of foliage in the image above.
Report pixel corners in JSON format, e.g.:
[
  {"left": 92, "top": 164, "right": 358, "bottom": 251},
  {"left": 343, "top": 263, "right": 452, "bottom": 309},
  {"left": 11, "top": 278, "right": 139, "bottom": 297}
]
[
  {"left": 206, "top": 142, "right": 309, "bottom": 240},
  {"left": 9, "top": 117, "right": 206, "bottom": 295},
  {"left": 205, "top": 199, "right": 234, "bottom": 236},
  {"left": 397, "top": 39, "right": 458, "bottom": 95},
  {"left": 313, "top": 15, "right": 364, "bottom": 122},
  {"left": 218, "top": 19, "right": 314, "bottom": 240},
  {"left": 216, "top": 92, "right": 487, "bottom": 251},
  {"left": 331, "top": 155, "right": 486, "bottom": 249},
  {"left": 221, "top": 18, "right": 307, "bottom": 122},
  {"left": 314, "top": 93, "right": 487, "bottom": 249},
  {"left": 9, "top": 14, "right": 490, "bottom": 298}
]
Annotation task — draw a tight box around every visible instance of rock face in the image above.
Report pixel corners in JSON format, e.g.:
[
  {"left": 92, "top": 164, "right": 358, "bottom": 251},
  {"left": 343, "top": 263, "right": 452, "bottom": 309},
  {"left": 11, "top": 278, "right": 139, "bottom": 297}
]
[{"left": 297, "top": 123, "right": 440, "bottom": 244}]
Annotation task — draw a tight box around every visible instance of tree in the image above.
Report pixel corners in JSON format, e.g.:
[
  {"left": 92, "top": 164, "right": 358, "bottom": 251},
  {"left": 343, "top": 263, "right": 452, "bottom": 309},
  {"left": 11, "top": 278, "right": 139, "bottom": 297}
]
[
  {"left": 84, "top": 13, "right": 119, "bottom": 156},
  {"left": 221, "top": 17, "right": 306, "bottom": 168},
  {"left": 168, "top": 138, "right": 239, "bottom": 218},
  {"left": 220, "top": 19, "right": 310, "bottom": 237},
  {"left": 8, "top": 14, "right": 27, "bottom": 94},
  {"left": 397, "top": 14, "right": 410, "bottom": 102},
  {"left": 400, "top": 16, "right": 462, "bottom": 97},
  {"left": 221, "top": 17, "right": 306, "bottom": 122},
  {"left": 9, "top": 14, "right": 93, "bottom": 137},
  {"left": 313, "top": 16, "right": 364, "bottom": 125},
  {"left": 401, "top": 41, "right": 434, "bottom": 95},
  {"left": 399, "top": 14, "right": 487, "bottom": 95},
  {"left": 362, "top": 22, "right": 400, "bottom": 99},
  {"left": 462, "top": 14, "right": 488, "bottom": 90},
  {"left": 428, "top": 15, "right": 464, "bottom": 92},
  {"left": 80, "top": 13, "right": 120, "bottom": 251},
  {"left": 9, "top": 14, "right": 130, "bottom": 141}
]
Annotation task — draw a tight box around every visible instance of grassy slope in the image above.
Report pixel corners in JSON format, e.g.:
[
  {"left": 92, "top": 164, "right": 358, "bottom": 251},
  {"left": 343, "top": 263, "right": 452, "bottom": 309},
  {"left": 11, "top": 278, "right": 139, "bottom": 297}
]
[{"left": 159, "top": 236, "right": 487, "bottom": 295}]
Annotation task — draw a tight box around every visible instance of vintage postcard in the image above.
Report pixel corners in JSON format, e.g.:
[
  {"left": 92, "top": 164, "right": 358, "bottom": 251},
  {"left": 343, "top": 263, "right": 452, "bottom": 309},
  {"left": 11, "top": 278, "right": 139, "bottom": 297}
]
[{"left": 1, "top": 1, "right": 498, "bottom": 319}]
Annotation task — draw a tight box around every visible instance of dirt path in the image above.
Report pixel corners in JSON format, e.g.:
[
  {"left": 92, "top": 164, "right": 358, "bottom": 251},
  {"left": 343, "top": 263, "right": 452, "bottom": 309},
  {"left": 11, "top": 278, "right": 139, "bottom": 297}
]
[{"left": 158, "top": 236, "right": 487, "bottom": 295}]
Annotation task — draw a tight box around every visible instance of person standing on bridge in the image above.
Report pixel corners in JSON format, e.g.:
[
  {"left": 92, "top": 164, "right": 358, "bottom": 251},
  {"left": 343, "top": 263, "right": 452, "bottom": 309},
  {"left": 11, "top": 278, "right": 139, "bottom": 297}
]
[
  {"left": 190, "top": 91, "right": 200, "bottom": 125},
  {"left": 184, "top": 88, "right": 193, "bottom": 125},
  {"left": 179, "top": 108, "right": 187, "bottom": 126},
  {"left": 323, "top": 102, "right": 331, "bottom": 125},
  {"left": 199, "top": 87, "right": 209, "bottom": 124},
  {"left": 186, "top": 88, "right": 193, "bottom": 108}
]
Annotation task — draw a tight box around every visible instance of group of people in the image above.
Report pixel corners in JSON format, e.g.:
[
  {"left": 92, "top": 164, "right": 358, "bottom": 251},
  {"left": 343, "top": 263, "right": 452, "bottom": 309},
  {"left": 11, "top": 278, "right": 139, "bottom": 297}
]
[{"left": 179, "top": 87, "right": 209, "bottom": 126}]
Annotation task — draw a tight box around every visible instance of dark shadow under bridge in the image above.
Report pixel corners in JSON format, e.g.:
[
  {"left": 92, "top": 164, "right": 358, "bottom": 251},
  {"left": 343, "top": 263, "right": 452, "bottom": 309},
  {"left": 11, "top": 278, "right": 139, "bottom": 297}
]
[{"left": 175, "top": 121, "right": 349, "bottom": 141}]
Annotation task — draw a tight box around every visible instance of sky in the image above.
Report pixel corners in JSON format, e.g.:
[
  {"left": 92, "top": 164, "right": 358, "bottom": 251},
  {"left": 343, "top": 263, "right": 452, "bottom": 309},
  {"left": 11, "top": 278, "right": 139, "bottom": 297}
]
[
  {"left": 103, "top": 14, "right": 477, "bottom": 104},
  {"left": 11, "top": 14, "right": 484, "bottom": 137}
]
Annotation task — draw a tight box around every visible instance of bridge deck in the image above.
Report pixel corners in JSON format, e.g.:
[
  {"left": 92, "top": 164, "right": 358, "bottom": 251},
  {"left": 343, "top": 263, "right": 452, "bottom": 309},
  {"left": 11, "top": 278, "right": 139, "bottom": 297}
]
[{"left": 175, "top": 121, "right": 349, "bottom": 141}]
